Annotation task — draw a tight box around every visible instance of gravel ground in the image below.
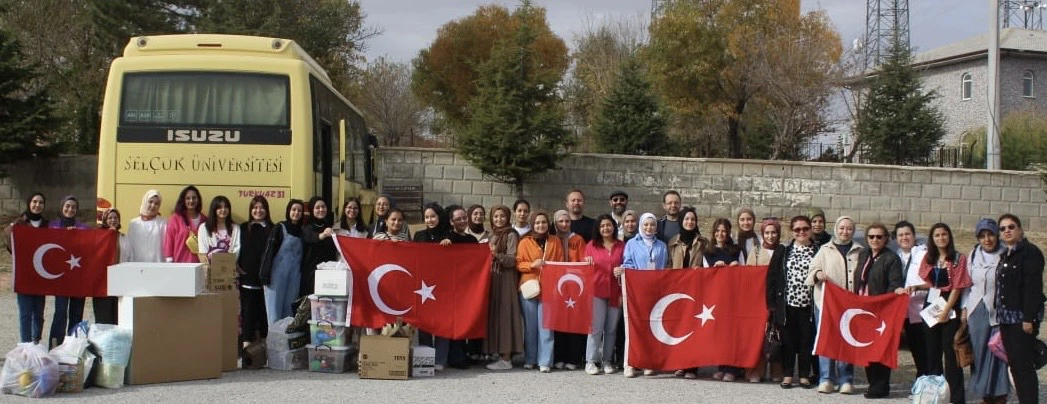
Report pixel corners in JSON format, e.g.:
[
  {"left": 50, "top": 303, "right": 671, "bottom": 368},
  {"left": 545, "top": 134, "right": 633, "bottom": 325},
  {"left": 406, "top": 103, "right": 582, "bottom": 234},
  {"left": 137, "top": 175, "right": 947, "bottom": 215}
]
[{"left": 0, "top": 230, "right": 1044, "bottom": 402}]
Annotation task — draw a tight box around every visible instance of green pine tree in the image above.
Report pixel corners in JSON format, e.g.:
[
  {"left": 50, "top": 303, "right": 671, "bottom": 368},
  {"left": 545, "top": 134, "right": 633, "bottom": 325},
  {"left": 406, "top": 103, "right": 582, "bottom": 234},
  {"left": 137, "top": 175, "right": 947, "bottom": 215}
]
[
  {"left": 0, "top": 29, "right": 59, "bottom": 165},
  {"left": 855, "top": 35, "right": 946, "bottom": 165},
  {"left": 456, "top": 0, "right": 572, "bottom": 197},
  {"left": 592, "top": 57, "right": 669, "bottom": 155}
]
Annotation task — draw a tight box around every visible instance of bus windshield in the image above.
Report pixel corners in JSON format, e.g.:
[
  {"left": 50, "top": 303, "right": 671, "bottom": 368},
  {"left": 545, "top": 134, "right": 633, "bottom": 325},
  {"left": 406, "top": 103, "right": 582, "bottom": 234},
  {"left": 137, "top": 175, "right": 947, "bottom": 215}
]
[{"left": 121, "top": 72, "right": 290, "bottom": 126}]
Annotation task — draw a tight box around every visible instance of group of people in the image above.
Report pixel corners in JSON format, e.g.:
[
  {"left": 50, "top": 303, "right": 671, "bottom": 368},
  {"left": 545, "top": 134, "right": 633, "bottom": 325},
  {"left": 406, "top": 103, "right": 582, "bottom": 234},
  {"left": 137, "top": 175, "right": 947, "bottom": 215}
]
[{"left": 7, "top": 186, "right": 1044, "bottom": 403}]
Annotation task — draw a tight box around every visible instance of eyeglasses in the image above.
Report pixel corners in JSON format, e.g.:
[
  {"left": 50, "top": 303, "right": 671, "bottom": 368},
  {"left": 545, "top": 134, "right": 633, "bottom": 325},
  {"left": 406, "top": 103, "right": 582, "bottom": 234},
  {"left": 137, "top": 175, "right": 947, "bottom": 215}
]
[
  {"left": 792, "top": 227, "right": 810, "bottom": 232},
  {"left": 867, "top": 234, "right": 885, "bottom": 240},
  {"left": 1002, "top": 224, "right": 1018, "bottom": 231}
]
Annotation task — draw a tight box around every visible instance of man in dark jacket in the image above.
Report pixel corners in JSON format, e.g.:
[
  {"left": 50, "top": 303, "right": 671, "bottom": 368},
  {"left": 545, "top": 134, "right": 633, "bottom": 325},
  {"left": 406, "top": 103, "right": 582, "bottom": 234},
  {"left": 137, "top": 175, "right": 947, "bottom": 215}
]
[
  {"left": 852, "top": 223, "right": 905, "bottom": 399},
  {"left": 995, "top": 214, "right": 1045, "bottom": 404}
]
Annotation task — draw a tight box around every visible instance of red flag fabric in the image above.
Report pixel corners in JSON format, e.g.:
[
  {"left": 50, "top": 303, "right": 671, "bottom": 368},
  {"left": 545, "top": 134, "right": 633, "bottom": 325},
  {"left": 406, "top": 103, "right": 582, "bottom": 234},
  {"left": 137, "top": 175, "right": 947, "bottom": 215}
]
[
  {"left": 814, "top": 282, "right": 908, "bottom": 368},
  {"left": 12, "top": 226, "right": 116, "bottom": 297},
  {"left": 624, "top": 266, "right": 769, "bottom": 371},
  {"left": 335, "top": 236, "right": 492, "bottom": 340},
  {"left": 540, "top": 262, "right": 594, "bottom": 334}
]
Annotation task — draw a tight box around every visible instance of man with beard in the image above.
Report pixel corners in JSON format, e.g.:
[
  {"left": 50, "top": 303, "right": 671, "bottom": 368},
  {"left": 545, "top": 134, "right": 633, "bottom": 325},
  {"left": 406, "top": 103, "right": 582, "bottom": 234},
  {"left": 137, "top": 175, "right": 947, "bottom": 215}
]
[
  {"left": 609, "top": 190, "right": 628, "bottom": 240},
  {"left": 656, "top": 190, "right": 682, "bottom": 243}
]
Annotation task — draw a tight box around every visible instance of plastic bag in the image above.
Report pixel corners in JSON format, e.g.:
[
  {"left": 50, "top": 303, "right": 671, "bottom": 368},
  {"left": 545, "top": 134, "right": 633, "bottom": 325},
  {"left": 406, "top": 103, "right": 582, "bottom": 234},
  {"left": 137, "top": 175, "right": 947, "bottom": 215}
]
[
  {"left": 988, "top": 327, "right": 1007, "bottom": 363},
  {"left": 911, "top": 374, "right": 950, "bottom": 404},
  {"left": 1, "top": 343, "right": 60, "bottom": 398},
  {"left": 316, "top": 261, "right": 348, "bottom": 271},
  {"left": 50, "top": 321, "right": 90, "bottom": 365},
  {"left": 88, "top": 324, "right": 132, "bottom": 389}
]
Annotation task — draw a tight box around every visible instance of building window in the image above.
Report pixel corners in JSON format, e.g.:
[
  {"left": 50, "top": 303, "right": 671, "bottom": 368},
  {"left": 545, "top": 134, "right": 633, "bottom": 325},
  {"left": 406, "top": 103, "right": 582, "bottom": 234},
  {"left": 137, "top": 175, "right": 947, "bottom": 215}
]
[
  {"left": 1023, "top": 70, "right": 1035, "bottom": 98},
  {"left": 961, "top": 73, "right": 972, "bottom": 100}
]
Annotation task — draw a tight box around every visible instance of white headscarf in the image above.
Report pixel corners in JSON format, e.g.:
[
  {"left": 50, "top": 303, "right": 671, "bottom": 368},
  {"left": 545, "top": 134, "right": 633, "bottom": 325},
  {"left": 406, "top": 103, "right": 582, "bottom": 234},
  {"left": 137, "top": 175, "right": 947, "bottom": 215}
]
[
  {"left": 639, "top": 212, "right": 658, "bottom": 246},
  {"left": 139, "top": 189, "right": 161, "bottom": 218}
]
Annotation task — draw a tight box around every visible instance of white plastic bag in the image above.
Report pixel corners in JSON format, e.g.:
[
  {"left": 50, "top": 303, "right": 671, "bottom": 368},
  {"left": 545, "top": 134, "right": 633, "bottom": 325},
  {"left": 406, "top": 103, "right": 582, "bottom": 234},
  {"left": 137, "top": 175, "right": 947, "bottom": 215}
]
[
  {"left": 911, "top": 375, "right": 950, "bottom": 404},
  {"left": 1, "top": 343, "right": 60, "bottom": 398},
  {"left": 49, "top": 322, "right": 90, "bottom": 365},
  {"left": 88, "top": 324, "right": 132, "bottom": 389},
  {"left": 316, "top": 260, "right": 349, "bottom": 271}
]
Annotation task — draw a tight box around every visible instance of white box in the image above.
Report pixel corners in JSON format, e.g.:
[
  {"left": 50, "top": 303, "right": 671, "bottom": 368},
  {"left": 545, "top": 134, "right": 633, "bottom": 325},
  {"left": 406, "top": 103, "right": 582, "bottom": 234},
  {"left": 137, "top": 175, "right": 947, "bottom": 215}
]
[
  {"left": 411, "top": 346, "right": 435, "bottom": 378},
  {"left": 314, "top": 269, "right": 352, "bottom": 297},
  {"left": 108, "top": 263, "right": 206, "bottom": 297}
]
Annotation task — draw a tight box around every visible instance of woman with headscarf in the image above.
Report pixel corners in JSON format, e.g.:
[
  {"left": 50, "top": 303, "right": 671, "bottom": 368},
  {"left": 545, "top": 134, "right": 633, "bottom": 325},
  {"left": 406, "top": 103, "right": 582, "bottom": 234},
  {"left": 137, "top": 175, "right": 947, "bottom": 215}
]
[
  {"left": 129, "top": 189, "right": 167, "bottom": 263},
  {"left": 96, "top": 208, "right": 131, "bottom": 324},
  {"left": 617, "top": 212, "right": 668, "bottom": 378},
  {"left": 583, "top": 214, "right": 625, "bottom": 376},
  {"left": 666, "top": 207, "right": 706, "bottom": 379},
  {"left": 238, "top": 196, "right": 275, "bottom": 349},
  {"left": 910, "top": 223, "right": 972, "bottom": 403},
  {"left": 963, "top": 219, "right": 1009, "bottom": 403},
  {"left": 484, "top": 205, "right": 524, "bottom": 371},
  {"left": 808, "top": 208, "right": 831, "bottom": 247},
  {"left": 736, "top": 207, "right": 759, "bottom": 260},
  {"left": 261, "top": 199, "right": 305, "bottom": 325},
  {"left": 620, "top": 210, "right": 638, "bottom": 241},
  {"left": 7, "top": 193, "right": 47, "bottom": 343},
  {"left": 300, "top": 196, "right": 337, "bottom": 297},
  {"left": 334, "top": 198, "right": 368, "bottom": 238},
  {"left": 768, "top": 215, "right": 817, "bottom": 390},
  {"left": 369, "top": 195, "right": 410, "bottom": 239},
  {"left": 552, "top": 209, "right": 587, "bottom": 370},
  {"left": 163, "top": 185, "right": 205, "bottom": 263},
  {"left": 413, "top": 203, "right": 449, "bottom": 243},
  {"left": 743, "top": 218, "right": 785, "bottom": 383},
  {"left": 806, "top": 216, "right": 864, "bottom": 395},
  {"left": 516, "top": 210, "right": 563, "bottom": 373},
  {"left": 467, "top": 205, "right": 490, "bottom": 243},
  {"left": 47, "top": 195, "right": 89, "bottom": 347}
]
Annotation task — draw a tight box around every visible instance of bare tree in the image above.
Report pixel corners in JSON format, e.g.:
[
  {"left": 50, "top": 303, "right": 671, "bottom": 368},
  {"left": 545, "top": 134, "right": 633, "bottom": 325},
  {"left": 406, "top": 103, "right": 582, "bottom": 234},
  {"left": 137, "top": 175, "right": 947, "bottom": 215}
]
[{"left": 357, "top": 56, "right": 426, "bottom": 147}]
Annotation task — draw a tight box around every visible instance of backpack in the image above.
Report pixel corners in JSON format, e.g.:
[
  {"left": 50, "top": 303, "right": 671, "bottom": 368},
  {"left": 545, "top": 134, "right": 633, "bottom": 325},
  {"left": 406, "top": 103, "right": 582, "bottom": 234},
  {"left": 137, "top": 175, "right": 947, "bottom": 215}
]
[{"left": 910, "top": 375, "right": 949, "bottom": 404}]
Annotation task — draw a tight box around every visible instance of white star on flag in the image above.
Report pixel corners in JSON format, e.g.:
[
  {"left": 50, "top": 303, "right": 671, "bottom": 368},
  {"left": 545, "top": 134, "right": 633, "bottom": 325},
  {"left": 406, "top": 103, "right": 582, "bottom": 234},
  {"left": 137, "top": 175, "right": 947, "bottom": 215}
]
[
  {"left": 565, "top": 297, "right": 576, "bottom": 308},
  {"left": 66, "top": 255, "right": 81, "bottom": 270},
  {"left": 414, "top": 280, "right": 436, "bottom": 304},
  {"left": 695, "top": 304, "right": 716, "bottom": 326}
]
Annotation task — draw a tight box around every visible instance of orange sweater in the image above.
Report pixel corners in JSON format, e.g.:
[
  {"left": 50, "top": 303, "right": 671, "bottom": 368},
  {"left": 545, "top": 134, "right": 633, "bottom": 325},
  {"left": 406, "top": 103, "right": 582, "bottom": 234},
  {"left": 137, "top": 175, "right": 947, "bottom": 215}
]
[
  {"left": 563, "top": 234, "right": 586, "bottom": 262},
  {"left": 517, "top": 235, "right": 565, "bottom": 289}
]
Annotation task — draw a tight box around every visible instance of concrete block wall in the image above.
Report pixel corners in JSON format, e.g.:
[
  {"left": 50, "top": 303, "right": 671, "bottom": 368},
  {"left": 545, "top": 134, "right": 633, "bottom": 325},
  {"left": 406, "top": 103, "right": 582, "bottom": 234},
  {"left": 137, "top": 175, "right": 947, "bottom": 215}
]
[
  {"left": 377, "top": 147, "right": 1047, "bottom": 230},
  {"left": 0, "top": 155, "right": 99, "bottom": 222}
]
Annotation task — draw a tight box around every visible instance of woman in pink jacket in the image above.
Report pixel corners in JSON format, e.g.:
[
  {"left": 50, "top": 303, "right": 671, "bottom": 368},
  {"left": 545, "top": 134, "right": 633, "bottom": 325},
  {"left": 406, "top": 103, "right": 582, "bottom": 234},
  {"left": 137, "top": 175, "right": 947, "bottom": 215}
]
[{"left": 163, "top": 185, "right": 206, "bottom": 263}]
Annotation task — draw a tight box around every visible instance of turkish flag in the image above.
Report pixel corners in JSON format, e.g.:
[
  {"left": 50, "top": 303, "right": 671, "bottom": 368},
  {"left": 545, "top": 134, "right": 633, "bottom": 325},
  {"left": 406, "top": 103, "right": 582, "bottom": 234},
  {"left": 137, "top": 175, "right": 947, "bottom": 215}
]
[
  {"left": 814, "top": 282, "right": 908, "bottom": 368},
  {"left": 540, "top": 262, "right": 594, "bottom": 334},
  {"left": 335, "top": 236, "right": 492, "bottom": 340},
  {"left": 624, "top": 266, "right": 768, "bottom": 371},
  {"left": 12, "top": 226, "right": 117, "bottom": 297}
]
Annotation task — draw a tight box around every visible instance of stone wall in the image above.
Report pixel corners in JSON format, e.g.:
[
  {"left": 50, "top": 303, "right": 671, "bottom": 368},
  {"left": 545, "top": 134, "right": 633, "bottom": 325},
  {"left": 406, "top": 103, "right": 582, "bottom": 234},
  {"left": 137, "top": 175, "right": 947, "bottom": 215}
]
[
  {"left": 0, "top": 155, "right": 99, "bottom": 222},
  {"left": 377, "top": 147, "right": 1047, "bottom": 230}
]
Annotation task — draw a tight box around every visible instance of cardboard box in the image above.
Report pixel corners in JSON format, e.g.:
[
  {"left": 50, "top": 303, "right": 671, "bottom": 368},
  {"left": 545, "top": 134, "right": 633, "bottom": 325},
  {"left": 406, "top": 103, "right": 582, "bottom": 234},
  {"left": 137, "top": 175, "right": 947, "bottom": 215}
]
[
  {"left": 358, "top": 335, "right": 411, "bottom": 380},
  {"left": 314, "top": 269, "right": 352, "bottom": 297},
  {"left": 108, "top": 263, "right": 206, "bottom": 297},
  {"left": 206, "top": 253, "right": 237, "bottom": 292},
  {"left": 118, "top": 294, "right": 222, "bottom": 385},
  {"left": 411, "top": 346, "right": 435, "bottom": 377},
  {"left": 218, "top": 290, "right": 239, "bottom": 372}
]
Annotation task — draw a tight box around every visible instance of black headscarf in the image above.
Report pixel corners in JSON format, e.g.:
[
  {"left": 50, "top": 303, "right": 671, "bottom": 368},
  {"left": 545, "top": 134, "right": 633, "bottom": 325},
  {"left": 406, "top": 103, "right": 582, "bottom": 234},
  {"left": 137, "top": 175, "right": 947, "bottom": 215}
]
[{"left": 24, "top": 192, "right": 45, "bottom": 223}]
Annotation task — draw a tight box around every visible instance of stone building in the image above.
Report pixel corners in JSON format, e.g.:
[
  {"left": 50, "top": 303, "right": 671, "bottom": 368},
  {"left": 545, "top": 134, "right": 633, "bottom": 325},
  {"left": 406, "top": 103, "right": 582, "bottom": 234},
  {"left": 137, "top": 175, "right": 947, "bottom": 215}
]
[{"left": 913, "top": 27, "right": 1047, "bottom": 145}]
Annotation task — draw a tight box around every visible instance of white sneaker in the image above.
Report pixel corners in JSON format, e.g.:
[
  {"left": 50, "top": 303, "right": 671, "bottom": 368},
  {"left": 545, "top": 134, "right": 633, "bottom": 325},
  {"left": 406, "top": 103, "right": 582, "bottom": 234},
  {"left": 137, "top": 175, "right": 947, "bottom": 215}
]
[
  {"left": 817, "top": 381, "right": 833, "bottom": 393},
  {"left": 539, "top": 366, "right": 551, "bottom": 373},
  {"left": 565, "top": 363, "right": 579, "bottom": 371},
  {"left": 554, "top": 361, "right": 565, "bottom": 369},
  {"left": 485, "top": 359, "right": 512, "bottom": 371},
  {"left": 839, "top": 383, "right": 854, "bottom": 395},
  {"left": 643, "top": 369, "right": 655, "bottom": 376},
  {"left": 624, "top": 366, "right": 637, "bottom": 378},
  {"left": 585, "top": 362, "right": 600, "bottom": 375},
  {"left": 603, "top": 364, "right": 617, "bottom": 374},
  {"left": 434, "top": 364, "right": 445, "bottom": 372},
  {"left": 523, "top": 364, "right": 535, "bottom": 370}
]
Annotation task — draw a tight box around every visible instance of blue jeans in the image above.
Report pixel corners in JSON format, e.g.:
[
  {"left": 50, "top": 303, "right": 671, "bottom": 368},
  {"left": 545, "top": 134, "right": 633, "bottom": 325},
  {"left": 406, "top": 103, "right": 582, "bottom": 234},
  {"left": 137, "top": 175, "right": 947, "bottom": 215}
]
[
  {"left": 50, "top": 296, "right": 84, "bottom": 347},
  {"left": 17, "top": 294, "right": 45, "bottom": 343},
  {"left": 520, "top": 294, "right": 554, "bottom": 367},
  {"left": 586, "top": 297, "right": 620, "bottom": 364},
  {"left": 814, "top": 307, "right": 854, "bottom": 384}
]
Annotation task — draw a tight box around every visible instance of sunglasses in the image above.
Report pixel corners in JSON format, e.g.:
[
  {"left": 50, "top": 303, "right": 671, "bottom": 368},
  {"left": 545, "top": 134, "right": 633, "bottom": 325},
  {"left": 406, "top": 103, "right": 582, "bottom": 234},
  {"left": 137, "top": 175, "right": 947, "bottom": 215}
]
[
  {"left": 1002, "top": 224, "right": 1018, "bottom": 231},
  {"left": 611, "top": 197, "right": 627, "bottom": 202},
  {"left": 792, "top": 226, "right": 810, "bottom": 232},
  {"left": 867, "top": 234, "right": 885, "bottom": 240}
]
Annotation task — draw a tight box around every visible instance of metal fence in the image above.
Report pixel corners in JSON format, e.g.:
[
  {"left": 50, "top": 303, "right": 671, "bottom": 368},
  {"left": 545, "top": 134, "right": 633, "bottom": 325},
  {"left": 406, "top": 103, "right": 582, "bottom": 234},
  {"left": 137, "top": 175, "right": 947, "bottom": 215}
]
[{"left": 799, "top": 142, "right": 975, "bottom": 168}]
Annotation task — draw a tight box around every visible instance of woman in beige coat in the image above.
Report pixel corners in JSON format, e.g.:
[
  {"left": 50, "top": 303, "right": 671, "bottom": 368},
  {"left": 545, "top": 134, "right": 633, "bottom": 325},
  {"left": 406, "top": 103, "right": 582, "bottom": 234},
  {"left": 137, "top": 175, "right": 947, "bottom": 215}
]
[{"left": 805, "top": 216, "right": 864, "bottom": 395}]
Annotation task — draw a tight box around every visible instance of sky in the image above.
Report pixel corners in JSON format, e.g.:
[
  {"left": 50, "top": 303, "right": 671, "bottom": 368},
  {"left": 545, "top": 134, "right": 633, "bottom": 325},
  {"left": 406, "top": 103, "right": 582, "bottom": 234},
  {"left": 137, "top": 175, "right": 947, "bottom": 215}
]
[{"left": 360, "top": 0, "right": 994, "bottom": 65}]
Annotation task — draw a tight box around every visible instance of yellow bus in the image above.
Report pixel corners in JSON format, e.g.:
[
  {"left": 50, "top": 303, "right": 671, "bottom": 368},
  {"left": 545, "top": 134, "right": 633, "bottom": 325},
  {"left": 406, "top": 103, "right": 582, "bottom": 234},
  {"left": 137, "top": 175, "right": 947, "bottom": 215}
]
[{"left": 96, "top": 34, "right": 374, "bottom": 226}]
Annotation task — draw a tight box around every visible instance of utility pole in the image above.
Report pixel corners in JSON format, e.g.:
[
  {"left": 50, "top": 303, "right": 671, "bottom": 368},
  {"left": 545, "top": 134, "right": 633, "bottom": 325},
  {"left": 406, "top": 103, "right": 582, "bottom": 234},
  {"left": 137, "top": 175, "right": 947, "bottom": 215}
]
[{"left": 987, "top": 0, "right": 1002, "bottom": 170}]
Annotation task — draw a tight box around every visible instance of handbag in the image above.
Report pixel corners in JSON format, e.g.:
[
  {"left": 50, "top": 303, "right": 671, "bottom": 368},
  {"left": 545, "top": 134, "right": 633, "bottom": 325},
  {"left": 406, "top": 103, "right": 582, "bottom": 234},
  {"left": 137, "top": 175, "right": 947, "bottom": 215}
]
[
  {"left": 1034, "top": 338, "right": 1047, "bottom": 370},
  {"left": 763, "top": 323, "right": 782, "bottom": 362},
  {"left": 186, "top": 232, "right": 200, "bottom": 254},
  {"left": 987, "top": 327, "right": 1007, "bottom": 363},
  {"left": 953, "top": 322, "right": 974, "bottom": 368},
  {"left": 519, "top": 279, "right": 540, "bottom": 299}
]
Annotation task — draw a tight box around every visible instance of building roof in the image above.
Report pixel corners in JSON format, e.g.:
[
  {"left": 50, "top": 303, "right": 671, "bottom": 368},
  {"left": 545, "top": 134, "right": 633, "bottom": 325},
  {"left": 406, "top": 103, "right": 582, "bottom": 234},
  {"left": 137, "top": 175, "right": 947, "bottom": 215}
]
[{"left": 913, "top": 28, "right": 1047, "bottom": 66}]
